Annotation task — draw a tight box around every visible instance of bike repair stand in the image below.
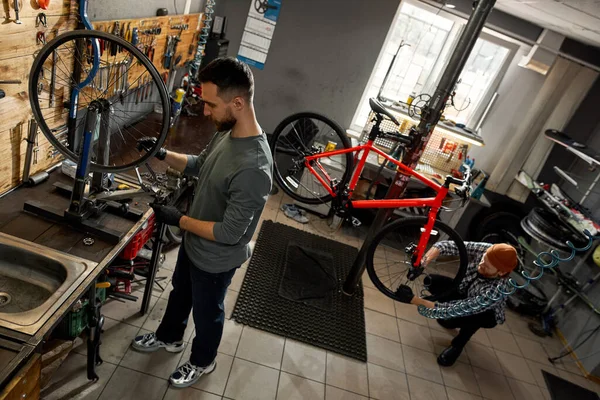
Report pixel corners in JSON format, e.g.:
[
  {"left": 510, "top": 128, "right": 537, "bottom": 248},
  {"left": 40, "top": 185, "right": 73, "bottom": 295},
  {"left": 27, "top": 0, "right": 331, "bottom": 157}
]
[
  {"left": 140, "top": 198, "right": 168, "bottom": 315},
  {"left": 342, "top": 0, "right": 497, "bottom": 295},
  {"left": 140, "top": 92, "right": 186, "bottom": 315},
  {"left": 23, "top": 100, "right": 143, "bottom": 244}
]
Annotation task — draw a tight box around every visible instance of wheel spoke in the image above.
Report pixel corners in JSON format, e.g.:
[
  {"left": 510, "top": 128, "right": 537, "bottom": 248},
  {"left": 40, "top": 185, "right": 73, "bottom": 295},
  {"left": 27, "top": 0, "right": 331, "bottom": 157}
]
[{"left": 366, "top": 219, "right": 467, "bottom": 302}]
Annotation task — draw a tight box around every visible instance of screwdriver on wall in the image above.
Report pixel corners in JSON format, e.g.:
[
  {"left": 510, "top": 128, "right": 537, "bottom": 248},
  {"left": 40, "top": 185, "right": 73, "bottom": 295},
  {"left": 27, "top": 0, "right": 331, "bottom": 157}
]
[{"left": 13, "top": 0, "right": 22, "bottom": 24}]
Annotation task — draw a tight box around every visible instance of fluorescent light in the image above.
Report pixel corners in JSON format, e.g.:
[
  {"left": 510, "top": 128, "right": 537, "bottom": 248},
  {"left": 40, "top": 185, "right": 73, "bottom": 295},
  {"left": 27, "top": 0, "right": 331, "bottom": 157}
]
[{"left": 445, "top": 2, "right": 456, "bottom": 8}]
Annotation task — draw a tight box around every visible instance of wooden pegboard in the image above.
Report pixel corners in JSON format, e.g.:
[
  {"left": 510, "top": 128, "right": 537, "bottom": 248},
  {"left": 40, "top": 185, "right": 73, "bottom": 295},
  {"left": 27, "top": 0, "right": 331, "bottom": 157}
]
[
  {"left": 0, "top": 7, "right": 204, "bottom": 195},
  {"left": 0, "top": 0, "right": 76, "bottom": 194},
  {"left": 92, "top": 13, "right": 203, "bottom": 79}
]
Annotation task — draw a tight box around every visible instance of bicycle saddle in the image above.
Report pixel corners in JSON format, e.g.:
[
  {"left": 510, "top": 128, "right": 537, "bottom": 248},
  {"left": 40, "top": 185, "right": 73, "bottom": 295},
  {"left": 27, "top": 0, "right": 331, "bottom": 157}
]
[{"left": 369, "top": 98, "right": 400, "bottom": 126}]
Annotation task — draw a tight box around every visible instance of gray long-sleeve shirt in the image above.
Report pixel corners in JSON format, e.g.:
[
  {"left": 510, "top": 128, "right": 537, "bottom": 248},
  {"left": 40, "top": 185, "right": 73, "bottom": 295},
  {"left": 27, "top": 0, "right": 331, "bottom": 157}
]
[{"left": 183, "top": 130, "right": 273, "bottom": 273}]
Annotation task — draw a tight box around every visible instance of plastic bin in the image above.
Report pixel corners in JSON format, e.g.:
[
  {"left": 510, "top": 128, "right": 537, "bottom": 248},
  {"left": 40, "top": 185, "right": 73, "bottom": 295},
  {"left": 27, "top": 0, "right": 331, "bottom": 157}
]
[{"left": 120, "top": 213, "right": 155, "bottom": 260}]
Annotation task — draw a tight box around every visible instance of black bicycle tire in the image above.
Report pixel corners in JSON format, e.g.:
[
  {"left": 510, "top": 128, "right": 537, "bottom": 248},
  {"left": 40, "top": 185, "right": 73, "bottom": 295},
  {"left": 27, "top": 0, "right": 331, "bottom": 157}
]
[
  {"left": 271, "top": 112, "right": 352, "bottom": 205},
  {"left": 29, "top": 30, "right": 170, "bottom": 173},
  {"left": 473, "top": 211, "right": 523, "bottom": 242},
  {"left": 165, "top": 225, "right": 183, "bottom": 244},
  {"left": 366, "top": 216, "right": 469, "bottom": 302}
]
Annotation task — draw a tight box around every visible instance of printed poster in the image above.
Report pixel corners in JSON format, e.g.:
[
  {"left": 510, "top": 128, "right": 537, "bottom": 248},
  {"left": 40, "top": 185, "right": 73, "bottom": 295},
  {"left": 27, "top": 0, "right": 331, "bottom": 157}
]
[{"left": 237, "top": 0, "right": 282, "bottom": 70}]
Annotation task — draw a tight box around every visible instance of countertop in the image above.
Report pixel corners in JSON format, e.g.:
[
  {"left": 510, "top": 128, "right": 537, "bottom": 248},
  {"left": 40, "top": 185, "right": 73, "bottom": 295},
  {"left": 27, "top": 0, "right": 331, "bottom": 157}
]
[{"left": 0, "top": 170, "right": 154, "bottom": 388}]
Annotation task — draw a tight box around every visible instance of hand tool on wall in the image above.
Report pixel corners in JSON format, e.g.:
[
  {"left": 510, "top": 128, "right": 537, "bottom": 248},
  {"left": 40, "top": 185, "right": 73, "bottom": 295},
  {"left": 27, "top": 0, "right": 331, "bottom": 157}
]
[
  {"left": 132, "top": 27, "right": 139, "bottom": 46},
  {"left": 167, "top": 54, "right": 182, "bottom": 93},
  {"left": 112, "top": 21, "right": 120, "bottom": 55},
  {"left": 36, "top": 13, "right": 47, "bottom": 28},
  {"left": 164, "top": 36, "right": 173, "bottom": 69},
  {"left": 13, "top": 0, "right": 21, "bottom": 24},
  {"left": 125, "top": 22, "right": 132, "bottom": 43},
  {"left": 37, "top": 31, "right": 47, "bottom": 45},
  {"left": 22, "top": 119, "right": 38, "bottom": 183},
  {"left": 0, "top": 80, "right": 18, "bottom": 98},
  {"left": 147, "top": 38, "right": 156, "bottom": 62}
]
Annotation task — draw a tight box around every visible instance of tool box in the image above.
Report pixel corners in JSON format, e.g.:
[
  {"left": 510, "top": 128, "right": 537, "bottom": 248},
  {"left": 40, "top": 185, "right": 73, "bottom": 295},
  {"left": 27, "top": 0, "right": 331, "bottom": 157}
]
[
  {"left": 119, "top": 213, "right": 155, "bottom": 260},
  {"left": 54, "top": 287, "right": 107, "bottom": 339}
]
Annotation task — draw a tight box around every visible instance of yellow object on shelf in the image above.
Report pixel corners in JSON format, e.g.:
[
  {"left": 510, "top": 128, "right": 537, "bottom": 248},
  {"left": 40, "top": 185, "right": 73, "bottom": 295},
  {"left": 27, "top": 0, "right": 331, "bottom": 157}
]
[
  {"left": 174, "top": 88, "right": 186, "bottom": 104},
  {"left": 325, "top": 141, "right": 337, "bottom": 152},
  {"left": 593, "top": 245, "right": 600, "bottom": 267}
]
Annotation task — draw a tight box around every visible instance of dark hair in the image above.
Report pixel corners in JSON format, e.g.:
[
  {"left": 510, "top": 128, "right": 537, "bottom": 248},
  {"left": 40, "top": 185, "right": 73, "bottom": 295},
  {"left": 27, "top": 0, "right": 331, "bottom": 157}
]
[{"left": 198, "top": 57, "right": 254, "bottom": 102}]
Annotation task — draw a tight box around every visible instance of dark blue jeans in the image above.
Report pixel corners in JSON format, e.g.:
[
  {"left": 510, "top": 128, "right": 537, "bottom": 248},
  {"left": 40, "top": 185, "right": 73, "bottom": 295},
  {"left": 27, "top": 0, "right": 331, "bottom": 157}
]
[
  {"left": 428, "top": 274, "right": 497, "bottom": 349},
  {"left": 156, "top": 245, "right": 236, "bottom": 367}
]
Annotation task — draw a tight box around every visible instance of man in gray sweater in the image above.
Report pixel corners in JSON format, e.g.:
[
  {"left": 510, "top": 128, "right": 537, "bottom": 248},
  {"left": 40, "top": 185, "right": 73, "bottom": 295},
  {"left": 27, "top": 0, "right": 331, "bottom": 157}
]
[{"left": 131, "top": 58, "right": 273, "bottom": 388}]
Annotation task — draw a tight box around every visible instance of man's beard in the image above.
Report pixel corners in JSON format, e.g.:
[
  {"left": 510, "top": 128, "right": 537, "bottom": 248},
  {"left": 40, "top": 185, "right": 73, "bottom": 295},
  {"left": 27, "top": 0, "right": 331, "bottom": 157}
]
[{"left": 213, "top": 109, "right": 237, "bottom": 131}]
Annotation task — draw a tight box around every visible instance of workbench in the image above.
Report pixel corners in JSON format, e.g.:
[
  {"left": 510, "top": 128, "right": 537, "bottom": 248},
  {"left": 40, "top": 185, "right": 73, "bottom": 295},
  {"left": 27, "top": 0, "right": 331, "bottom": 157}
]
[{"left": 0, "top": 169, "right": 155, "bottom": 391}]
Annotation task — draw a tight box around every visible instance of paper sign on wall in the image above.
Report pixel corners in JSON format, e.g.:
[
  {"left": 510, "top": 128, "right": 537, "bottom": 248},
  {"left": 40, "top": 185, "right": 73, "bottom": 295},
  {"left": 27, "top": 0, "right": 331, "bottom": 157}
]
[{"left": 237, "top": 0, "right": 282, "bottom": 70}]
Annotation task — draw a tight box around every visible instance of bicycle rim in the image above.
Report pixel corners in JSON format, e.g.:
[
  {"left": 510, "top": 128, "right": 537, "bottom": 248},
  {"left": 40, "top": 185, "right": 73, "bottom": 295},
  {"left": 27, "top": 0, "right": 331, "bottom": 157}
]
[
  {"left": 366, "top": 217, "right": 468, "bottom": 302},
  {"left": 29, "top": 30, "right": 170, "bottom": 173},
  {"left": 271, "top": 112, "right": 352, "bottom": 205}
]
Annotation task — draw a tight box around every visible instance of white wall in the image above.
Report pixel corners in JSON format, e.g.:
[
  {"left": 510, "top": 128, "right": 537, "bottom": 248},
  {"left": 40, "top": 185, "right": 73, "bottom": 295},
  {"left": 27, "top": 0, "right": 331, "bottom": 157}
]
[
  {"left": 468, "top": 47, "right": 546, "bottom": 174},
  {"left": 88, "top": 0, "right": 205, "bottom": 20}
]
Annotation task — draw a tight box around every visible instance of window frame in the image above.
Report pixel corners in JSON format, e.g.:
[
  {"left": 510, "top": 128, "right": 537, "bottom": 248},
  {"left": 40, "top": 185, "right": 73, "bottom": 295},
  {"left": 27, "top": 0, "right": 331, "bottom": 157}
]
[{"left": 350, "top": 0, "right": 519, "bottom": 132}]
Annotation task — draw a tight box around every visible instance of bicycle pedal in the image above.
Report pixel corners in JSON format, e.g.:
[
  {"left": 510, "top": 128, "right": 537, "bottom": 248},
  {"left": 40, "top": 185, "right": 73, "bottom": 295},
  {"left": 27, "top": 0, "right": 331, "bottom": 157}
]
[{"left": 351, "top": 217, "right": 362, "bottom": 227}]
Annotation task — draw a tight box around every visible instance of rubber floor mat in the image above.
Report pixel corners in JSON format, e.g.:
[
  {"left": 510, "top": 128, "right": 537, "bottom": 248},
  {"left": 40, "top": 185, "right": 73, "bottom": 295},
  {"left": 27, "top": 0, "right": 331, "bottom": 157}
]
[
  {"left": 543, "top": 370, "right": 599, "bottom": 400},
  {"left": 232, "top": 220, "right": 366, "bottom": 361},
  {"left": 279, "top": 242, "right": 337, "bottom": 311}
]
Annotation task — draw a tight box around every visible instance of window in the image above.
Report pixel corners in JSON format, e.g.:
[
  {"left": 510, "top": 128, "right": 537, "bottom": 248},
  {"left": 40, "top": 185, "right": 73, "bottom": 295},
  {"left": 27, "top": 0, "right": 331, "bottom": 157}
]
[
  {"left": 379, "top": 3, "right": 455, "bottom": 102},
  {"left": 352, "top": 3, "right": 458, "bottom": 129},
  {"left": 443, "top": 37, "right": 510, "bottom": 125},
  {"left": 351, "top": 1, "right": 515, "bottom": 131}
]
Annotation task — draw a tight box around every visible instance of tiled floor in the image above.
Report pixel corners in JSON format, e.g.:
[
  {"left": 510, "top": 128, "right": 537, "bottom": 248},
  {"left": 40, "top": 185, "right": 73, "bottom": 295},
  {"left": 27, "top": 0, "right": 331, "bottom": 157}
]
[{"left": 42, "top": 191, "right": 600, "bottom": 400}]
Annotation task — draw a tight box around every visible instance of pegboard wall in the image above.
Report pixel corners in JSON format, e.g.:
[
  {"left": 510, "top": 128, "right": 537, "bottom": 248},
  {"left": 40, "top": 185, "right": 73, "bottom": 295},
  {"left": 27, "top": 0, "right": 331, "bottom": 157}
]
[
  {"left": 0, "top": 0, "right": 77, "bottom": 195},
  {"left": 92, "top": 13, "right": 202, "bottom": 82},
  {"left": 0, "top": 2, "right": 204, "bottom": 195},
  {"left": 360, "top": 110, "right": 471, "bottom": 173}
]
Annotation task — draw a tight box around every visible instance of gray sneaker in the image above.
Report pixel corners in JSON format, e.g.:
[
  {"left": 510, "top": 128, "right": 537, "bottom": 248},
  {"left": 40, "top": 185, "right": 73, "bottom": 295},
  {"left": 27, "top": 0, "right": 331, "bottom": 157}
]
[
  {"left": 170, "top": 360, "right": 216, "bottom": 388},
  {"left": 131, "top": 332, "right": 184, "bottom": 353},
  {"left": 281, "top": 204, "right": 309, "bottom": 224}
]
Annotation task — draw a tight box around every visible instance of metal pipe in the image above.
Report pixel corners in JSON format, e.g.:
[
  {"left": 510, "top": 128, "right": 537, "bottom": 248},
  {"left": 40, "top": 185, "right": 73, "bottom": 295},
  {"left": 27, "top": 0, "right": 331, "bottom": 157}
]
[{"left": 343, "top": 0, "right": 497, "bottom": 295}]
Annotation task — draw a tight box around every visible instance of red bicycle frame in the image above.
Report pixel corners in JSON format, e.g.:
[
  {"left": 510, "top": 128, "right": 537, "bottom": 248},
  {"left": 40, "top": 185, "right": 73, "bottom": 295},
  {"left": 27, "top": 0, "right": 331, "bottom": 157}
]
[{"left": 304, "top": 139, "right": 450, "bottom": 266}]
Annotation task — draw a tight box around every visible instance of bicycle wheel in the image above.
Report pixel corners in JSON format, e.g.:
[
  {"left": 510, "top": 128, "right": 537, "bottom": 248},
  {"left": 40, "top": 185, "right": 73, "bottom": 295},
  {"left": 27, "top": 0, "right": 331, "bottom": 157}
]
[
  {"left": 366, "top": 217, "right": 468, "bottom": 302},
  {"left": 165, "top": 184, "right": 194, "bottom": 245},
  {"left": 29, "top": 30, "right": 170, "bottom": 173},
  {"left": 271, "top": 112, "right": 352, "bottom": 205}
]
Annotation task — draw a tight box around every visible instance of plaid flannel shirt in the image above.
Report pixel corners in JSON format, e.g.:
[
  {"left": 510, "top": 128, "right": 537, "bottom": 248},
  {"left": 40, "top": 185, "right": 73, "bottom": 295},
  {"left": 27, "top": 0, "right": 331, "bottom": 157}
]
[{"left": 432, "top": 241, "right": 507, "bottom": 324}]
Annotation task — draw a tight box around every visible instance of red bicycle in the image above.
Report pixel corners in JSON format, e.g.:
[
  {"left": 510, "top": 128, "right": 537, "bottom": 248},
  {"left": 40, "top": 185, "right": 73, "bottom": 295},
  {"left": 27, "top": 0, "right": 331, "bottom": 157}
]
[{"left": 271, "top": 98, "right": 472, "bottom": 302}]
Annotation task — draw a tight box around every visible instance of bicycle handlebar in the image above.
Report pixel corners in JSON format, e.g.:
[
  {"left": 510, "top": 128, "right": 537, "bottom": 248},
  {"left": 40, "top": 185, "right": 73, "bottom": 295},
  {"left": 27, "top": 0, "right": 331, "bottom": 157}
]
[{"left": 450, "top": 165, "right": 472, "bottom": 204}]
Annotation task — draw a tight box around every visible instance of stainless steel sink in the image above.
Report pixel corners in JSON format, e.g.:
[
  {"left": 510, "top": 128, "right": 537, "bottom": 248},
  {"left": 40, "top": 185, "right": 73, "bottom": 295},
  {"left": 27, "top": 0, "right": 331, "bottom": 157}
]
[{"left": 0, "top": 233, "right": 96, "bottom": 335}]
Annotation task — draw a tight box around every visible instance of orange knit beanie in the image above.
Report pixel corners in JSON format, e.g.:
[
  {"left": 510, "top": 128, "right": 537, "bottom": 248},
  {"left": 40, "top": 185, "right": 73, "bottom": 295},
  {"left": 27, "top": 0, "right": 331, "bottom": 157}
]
[{"left": 486, "top": 244, "right": 518, "bottom": 273}]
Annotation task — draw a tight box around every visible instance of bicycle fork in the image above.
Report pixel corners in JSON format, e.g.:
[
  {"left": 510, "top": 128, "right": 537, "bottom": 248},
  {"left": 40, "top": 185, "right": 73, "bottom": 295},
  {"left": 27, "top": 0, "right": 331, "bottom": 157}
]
[{"left": 407, "top": 208, "right": 439, "bottom": 280}]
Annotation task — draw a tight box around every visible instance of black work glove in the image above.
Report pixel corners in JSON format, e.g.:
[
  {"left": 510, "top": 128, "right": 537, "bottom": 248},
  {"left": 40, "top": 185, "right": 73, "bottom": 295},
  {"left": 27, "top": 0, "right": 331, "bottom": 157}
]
[
  {"left": 151, "top": 203, "right": 183, "bottom": 226},
  {"left": 137, "top": 137, "right": 167, "bottom": 161},
  {"left": 395, "top": 284, "right": 414, "bottom": 304}
]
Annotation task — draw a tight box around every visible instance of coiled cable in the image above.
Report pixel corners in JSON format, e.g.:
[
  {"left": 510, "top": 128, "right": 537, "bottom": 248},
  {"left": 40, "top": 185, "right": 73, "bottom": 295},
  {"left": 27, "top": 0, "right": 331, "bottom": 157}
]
[{"left": 418, "top": 230, "right": 600, "bottom": 319}]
